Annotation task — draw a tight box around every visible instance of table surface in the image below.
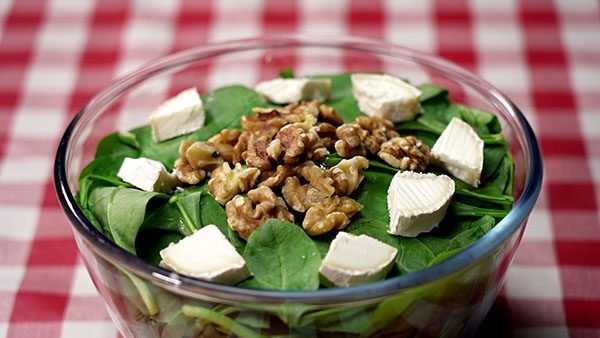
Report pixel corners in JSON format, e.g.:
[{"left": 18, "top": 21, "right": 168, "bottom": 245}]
[{"left": 0, "top": 0, "right": 599, "bottom": 337}]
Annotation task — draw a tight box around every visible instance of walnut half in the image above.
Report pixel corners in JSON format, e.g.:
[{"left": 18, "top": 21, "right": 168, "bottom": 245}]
[
  {"left": 225, "top": 186, "right": 294, "bottom": 240},
  {"left": 281, "top": 162, "right": 335, "bottom": 212},
  {"left": 330, "top": 156, "right": 369, "bottom": 195},
  {"left": 208, "top": 162, "right": 261, "bottom": 205},
  {"left": 378, "top": 136, "right": 431, "bottom": 171},
  {"left": 303, "top": 196, "right": 363, "bottom": 236}
]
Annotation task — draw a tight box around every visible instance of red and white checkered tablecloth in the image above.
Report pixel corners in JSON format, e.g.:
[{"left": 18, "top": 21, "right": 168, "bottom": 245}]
[{"left": 0, "top": 0, "right": 598, "bottom": 337}]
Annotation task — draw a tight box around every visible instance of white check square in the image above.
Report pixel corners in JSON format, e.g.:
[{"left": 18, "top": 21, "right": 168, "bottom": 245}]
[
  {"left": 0, "top": 156, "right": 52, "bottom": 184},
  {"left": 70, "top": 265, "right": 99, "bottom": 296},
  {"left": 0, "top": 266, "right": 25, "bottom": 292},
  {"left": 505, "top": 266, "right": 563, "bottom": 300},
  {"left": 0, "top": 205, "right": 40, "bottom": 240},
  {"left": 60, "top": 321, "right": 117, "bottom": 338}
]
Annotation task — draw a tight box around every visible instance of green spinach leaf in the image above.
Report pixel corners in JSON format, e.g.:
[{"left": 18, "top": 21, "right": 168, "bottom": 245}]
[
  {"left": 88, "top": 186, "right": 167, "bottom": 254},
  {"left": 244, "top": 219, "right": 321, "bottom": 290},
  {"left": 136, "top": 229, "right": 183, "bottom": 265},
  {"left": 323, "top": 73, "right": 362, "bottom": 122},
  {"left": 95, "top": 131, "right": 141, "bottom": 158}
]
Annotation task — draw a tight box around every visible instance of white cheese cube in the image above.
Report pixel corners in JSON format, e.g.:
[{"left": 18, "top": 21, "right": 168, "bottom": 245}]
[
  {"left": 387, "top": 171, "right": 455, "bottom": 237},
  {"left": 319, "top": 232, "right": 398, "bottom": 287},
  {"left": 254, "top": 78, "right": 331, "bottom": 104},
  {"left": 431, "top": 117, "right": 484, "bottom": 187},
  {"left": 150, "top": 87, "right": 205, "bottom": 142},
  {"left": 117, "top": 157, "right": 178, "bottom": 193},
  {"left": 351, "top": 73, "right": 422, "bottom": 122},
  {"left": 160, "top": 224, "right": 250, "bottom": 285}
]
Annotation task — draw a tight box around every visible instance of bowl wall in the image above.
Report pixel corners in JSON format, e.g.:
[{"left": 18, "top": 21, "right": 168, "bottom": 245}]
[{"left": 55, "top": 36, "right": 541, "bottom": 337}]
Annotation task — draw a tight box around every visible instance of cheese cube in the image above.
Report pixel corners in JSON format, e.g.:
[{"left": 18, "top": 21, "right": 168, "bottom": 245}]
[
  {"left": 160, "top": 224, "right": 250, "bottom": 285},
  {"left": 351, "top": 73, "right": 422, "bottom": 122},
  {"left": 319, "top": 232, "right": 398, "bottom": 287},
  {"left": 117, "top": 157, "right": 178, "bottom": 193},
  {"left": 431, "top": 117, "right": 484, "bottom": 187},
  {"left": 150, "top": 87, "right": 205, "bottom": 142},
  {"left": 254, "top": 78, "right": 331, "bottom": 104},
  {"left": 387, "top": 171, "right": 455, "bottom": 237}
]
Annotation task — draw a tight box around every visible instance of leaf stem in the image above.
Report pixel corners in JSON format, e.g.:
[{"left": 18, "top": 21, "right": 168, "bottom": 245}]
[
  {"left": 173, "top": 197, "right": 197, "bottom": 236},
  {"left": 182, "top": 304, "right": 266, "bottom": 338}
]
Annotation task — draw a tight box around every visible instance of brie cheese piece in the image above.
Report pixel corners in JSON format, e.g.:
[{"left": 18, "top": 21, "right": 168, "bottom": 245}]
[
  {"left": 254, "top": 78, "right": 331, "bottom": 104},
  {"left": 160, "top": 224, "right": 250, "bottom": 285},
  {"left": 319, "top": 232, "right": 398, "bottom": 287},
  {"left": 150, "top": 87, "right": 205, "bottom": 142},
  {"left": 117, "top": 157, "right": 178, "bottom": 193},
  {"left": 431, "top": 117, "right": 484, "bottom": 187},
  {"left": 351, "top": 73, "right": 422, "bottom": 122},
  {"left": 387, "top": 171, "right": 455, "bottom": 237}
]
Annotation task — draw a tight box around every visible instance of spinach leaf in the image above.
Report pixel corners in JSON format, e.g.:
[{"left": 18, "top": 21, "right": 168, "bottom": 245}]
[
  {"left": 88, "top": 186, "right": 167, "bottom": 254},
  {"left": 279, "top": 68, "right": 294, "bottom": 79},
  {"left": 136, "top": 229, "right": 182, "bottom": 265},
  {"left": 80, "top": 206, "right": 105, "bottom": 235},
  {"left": 298, "top": 306, "right": 372, "bottom": 334},
  {"left": 88, "top": 187, "right": 116, "bottom": 238},
  {"left": 417, "top": 83, "right": 448, "bottom": 104},
  {"left": 198, "top": 190, "right": 230, "bottom": 236},
  {"left": 78, "top": 175, "right": 127, "bottom": 209},
  {"left": 449, "top": 201, "right": 509, "bottom": 219},
  {"left": 95, "top": 131, "right": 140, "bottom": 158},
  {"left": 141, "top": 202, "right": 190, "bottom": 236},
  {"left": 481, "top": 142, "right": 509, "bottom": 180},
  {"left": 352, "top": 170, "right": 393, "bottom": 223},
  {"left": 323, "top": 73, "right": 362, "bottom": 122},
  {"left": 348, "top": 215, "right": 495, "bottom": 274},
  {"left": 161, "top": 311, "right": 199, "bottom": 338},
  {"left": 182, "top": 304, "right": 266, "bottom": 338},
  {"left": 79, "top": 153, "right": 129, "bottom": 185},
  {"left": 243, "top": 219, "right": 321, "bottom": 291}
]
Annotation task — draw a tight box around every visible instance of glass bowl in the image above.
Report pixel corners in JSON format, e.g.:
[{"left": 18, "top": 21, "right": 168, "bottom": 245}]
[{"left": 54, "top": 35, "right": 543, "bottom": 337}]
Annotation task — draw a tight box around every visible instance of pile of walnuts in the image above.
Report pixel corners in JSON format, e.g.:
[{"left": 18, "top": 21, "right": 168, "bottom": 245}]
[{"left": 173, "top": 100, "right": 431, "bottom": 239}]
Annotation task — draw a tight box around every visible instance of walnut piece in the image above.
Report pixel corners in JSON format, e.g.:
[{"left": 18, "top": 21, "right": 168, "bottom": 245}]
[
  {"left": 271, "top": 125, "right": 308, "bottom": 164},
  {"left": 174, "top": 140, "right": 209, "bottom": 184},
  {"left": 302, "top": 196, "right": 363, "bottom": 236},
  {"left": 259, "top": 165, "right": 296, "bottom": 188},
  {"left": 334, "top": 116, "right": 400, "bottom": 158},
  {"left": 335, "top": 124, "right": 367, "bottom": 158},
  {"left": 242, "top": 134, "right": 273, "bottom": 170},
  {"left": 208, "top": 162, "right": 261, "bottom": 205},
  {"left": 281, "top": 162, "right": 335, "bottom": 212},
  {"left": 330, "top": 156, "right": 369, "bottom": 195},
  {"left": 378, "top": 136, "right": 431, "bottom": 171},
  {"left": 285, "top": 100, "right": 343, "bottom": 126},
  {"left": 225, "top": 186, "right": 294, "bottom": 240},
  {"left": 241, "top": 108, "right": 288, "bottom": 137},
  {"left": 183, "top": 141, "right": 224, "bottom": 171},
  {"left": 208, "top": 128, "right": 241, "bottom": 146},
  {"left": 311, "top": 123, "right": 337, "bottom": 150},
  {"left": 353, "top": 115, "right": 399, "bottom": 155},
  {"left": 284, "top": 111, "right": 318, "bottom": 132}
]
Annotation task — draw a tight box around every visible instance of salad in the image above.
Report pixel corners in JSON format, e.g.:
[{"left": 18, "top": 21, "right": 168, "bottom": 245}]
[{"left": 77, "top": 71, "right": 514, "bottom": 293}]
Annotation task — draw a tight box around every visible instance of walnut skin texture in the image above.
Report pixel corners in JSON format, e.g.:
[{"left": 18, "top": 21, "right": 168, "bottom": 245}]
[
  {"left": 334, "top": 115, "right": 400, "bottom": 158},
  {"left": 174, "top": 140, "right": 210, "bottom": 184},
  {"left": 208, "top": 162, "right": 261, "bottom": 205},
  {"left": 281, "top": 162, "right": 335, "bottom": 212},
  {"left": 378, "top": 136, "right": 431, "bottom": 171},
  {"left": 335, "top": 124, "right": 367, "bottom": 158},
  {"left": 303, "top": 196, "right": 363, "bottom": 236},
  {"left": 225, "top": 186, "right": 294, "bottom": 240},
  {"left": 330, "top": 156, "right": 369, "bottom": 195}
]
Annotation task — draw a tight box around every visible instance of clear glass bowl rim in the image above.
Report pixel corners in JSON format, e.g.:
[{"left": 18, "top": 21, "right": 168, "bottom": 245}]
[{"left": 54, "top": 35, "right": 543, "bottom": 304}]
